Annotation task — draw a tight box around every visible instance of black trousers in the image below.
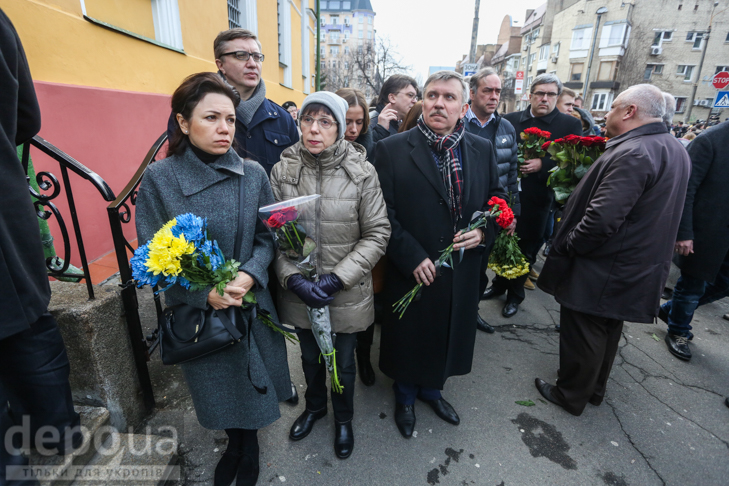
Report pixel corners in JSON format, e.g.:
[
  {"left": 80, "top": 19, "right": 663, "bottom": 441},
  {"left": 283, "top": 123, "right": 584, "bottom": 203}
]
[
  {"left": 552, "top": 306, "right": 623, "bottom": 416},
  {"left": 1, "top": 313, "right": 81, "bottom": 486},
  {"left": 299, "top": 330, "right": 357, "bottom": 423}
]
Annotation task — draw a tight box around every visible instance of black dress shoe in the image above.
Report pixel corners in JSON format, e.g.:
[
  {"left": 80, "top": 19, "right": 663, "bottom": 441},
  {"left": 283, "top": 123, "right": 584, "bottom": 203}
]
[
  {"left": 289, "top": 408, "right": 327, "bottom": 441},
  {"left": 285, "top": 382, "right": 299, "bottom": 405},
  {"left": 481, "top": 287, "right": 504, "bottom": 301},
  {"left": 356, "top": 347, "right": 376, "bottom": 386},
  {"left": 394, "top": 403, "right": 416, "bottom": 438},
  {"left": 421, "top": 397, "right": 460, "bottom": 425},
  {"left": 235, "top": 445, "right": 260, "bottom": 486},
  {"left": 665, "top": 333, "right": 691, "bottom": 361},
  {"left": 502, "top": 301, "right": 519, "bottom": 318},
  {"left": 535, "top": 378, "right": 580, "bottom": 416},
  {"left": 214, "top": 449, "right": 244, "bottom": 486},
  {"left": 476, "top": 315, "right": 495, "bottom": 333},
  {"left": 334, "top": 422, "right": 354, "bottom": 459}
]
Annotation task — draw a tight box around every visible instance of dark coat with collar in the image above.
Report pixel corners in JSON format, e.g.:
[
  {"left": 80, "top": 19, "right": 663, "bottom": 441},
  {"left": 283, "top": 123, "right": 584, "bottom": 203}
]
[
  {"left": 167, "top": 97, "right": 298, "bottom": 177},
  {"left": 370, "top": 103, "right": 400, "bottom": 146},
  {"left": 673, "top": 121, "right": 729, "bottom": 283},
  {"left": 503, "top": 107, "right": 582, "bottom": 246},
  {"left": 374, "top": 128, "right": 505, "bottom": 388},
  {"left": 0, "top": 9, "right": 49, "bottom": 339},
  {"left": 135, "top": 147, "right": 292, "bottom": 429},
  {"left": 538, "top": 123, "right": 691, "bottom": 323}
]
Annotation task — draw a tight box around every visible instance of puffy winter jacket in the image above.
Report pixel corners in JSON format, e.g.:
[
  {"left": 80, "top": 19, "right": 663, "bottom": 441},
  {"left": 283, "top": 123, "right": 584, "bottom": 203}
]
[
  {"left": 465, "top": 113, "right": 521, "bottom": 216},
  {"left": 270, "top": 139, "right": 391, "bottom": 333}
]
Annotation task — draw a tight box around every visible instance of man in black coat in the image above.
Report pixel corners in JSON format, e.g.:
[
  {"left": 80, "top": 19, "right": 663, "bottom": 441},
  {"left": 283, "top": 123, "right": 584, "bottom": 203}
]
[
  {"left": 660, "top": 121, "right": 729, "bottom": 361},
  {"left": 535, "top": 84, "right": 690, "bottom": 416},
  {"left": 464, "top": 68, "right": 519, "bottom": 334},
  {"left": 0, "top": 9, "right": 81, "bottom": 484},
  {"left": 482, "top": 74, "right": 582, "bottom": 318},
  {"left": 375, "top": 71, "right": 504, "bottom": 438}
]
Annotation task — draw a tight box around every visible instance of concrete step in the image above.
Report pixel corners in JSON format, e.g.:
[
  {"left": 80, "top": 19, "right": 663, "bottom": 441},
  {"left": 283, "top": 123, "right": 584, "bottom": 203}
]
[
  {"left": 69, "top": 432, "right": 179, "bottom": 486},
  {"left": 29, "top": 406, "right": 111, "bottom": 486}
]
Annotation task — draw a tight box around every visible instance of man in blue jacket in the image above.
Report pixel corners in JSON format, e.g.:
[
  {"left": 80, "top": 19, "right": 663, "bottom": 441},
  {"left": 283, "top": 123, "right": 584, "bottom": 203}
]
[
  {"left": 464, "top": 68, "right": 519, "bottom": 334},
  {"left": 168, "top": 28, "right": 298, "bottom": 176}
]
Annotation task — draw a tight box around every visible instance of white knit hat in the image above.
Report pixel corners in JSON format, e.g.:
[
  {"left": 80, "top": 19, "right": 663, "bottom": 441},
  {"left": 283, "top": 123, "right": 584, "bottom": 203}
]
[{"left": 300, "top": 91, "right": 350, "bottom": 140}]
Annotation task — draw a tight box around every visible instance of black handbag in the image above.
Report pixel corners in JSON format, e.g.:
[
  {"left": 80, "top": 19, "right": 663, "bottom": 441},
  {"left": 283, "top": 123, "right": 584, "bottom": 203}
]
[{"left": 155, "top": 171, "right": 268, "bottom": 394}]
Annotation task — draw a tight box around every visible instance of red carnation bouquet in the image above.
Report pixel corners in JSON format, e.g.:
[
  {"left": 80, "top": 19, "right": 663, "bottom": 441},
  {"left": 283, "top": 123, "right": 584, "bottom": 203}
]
[
  {"left": 393, "top": 197, "right": 513, "bottom": 319},
  {"left": 544, "top": 134, "right": 608, "bottom": 204},
  {"left": 518, "top": 127, "right": 552, "bottom": 178},
  {"left": 487, "top": 197, "right": 529, "bottom": 280}
]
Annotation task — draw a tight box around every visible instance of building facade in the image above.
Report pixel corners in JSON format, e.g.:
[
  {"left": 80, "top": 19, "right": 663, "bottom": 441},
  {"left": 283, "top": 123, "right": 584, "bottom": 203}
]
[
  {"left": 2, "top": 0, "right": 316, "bottom": 264},
  {"left": 319, "top": 0, "right": 376, "bottom": 99}
]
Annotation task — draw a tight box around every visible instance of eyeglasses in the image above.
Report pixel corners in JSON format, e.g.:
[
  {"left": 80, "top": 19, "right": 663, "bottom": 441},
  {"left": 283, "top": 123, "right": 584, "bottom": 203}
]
[
  {"left": 532, "top": 91, "right": 559, "bottom": 99},
  {"left": 397, "top": 91, "right": 418, "bottom": 101},
  {"left": 481, "top": 88, "right": 502, "bottom": 96},
  {"left": 219, "top": 50, "right": 265, "bottom": 62},
  {"left": 300, "top": 116, "right": 338, "bottom": 130}
]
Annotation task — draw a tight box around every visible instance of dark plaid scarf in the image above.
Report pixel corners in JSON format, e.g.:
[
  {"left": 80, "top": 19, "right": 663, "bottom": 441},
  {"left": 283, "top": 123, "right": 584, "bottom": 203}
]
[{"left": 417, "top": 114, "right": 466, "bottom": 230}]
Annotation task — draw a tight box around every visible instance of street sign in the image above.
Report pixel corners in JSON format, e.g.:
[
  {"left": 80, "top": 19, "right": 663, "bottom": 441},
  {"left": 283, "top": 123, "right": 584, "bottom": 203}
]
[
  {"left": 515, "top": 71, "right": 524, "bottom": 95},
  {"left": 713, "top": 72, "right": 729, "bottom": 89},
  {"left": 714, "top": 91, "right": 729, "bottom": 108},
  {"left": 462, "top": 63, "right": 478, "bottom": 77}
]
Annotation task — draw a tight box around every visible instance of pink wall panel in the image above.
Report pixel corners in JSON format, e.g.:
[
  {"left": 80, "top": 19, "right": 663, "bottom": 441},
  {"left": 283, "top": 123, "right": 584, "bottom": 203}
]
[{"left": 30, "top": 81, "right": 171, "bottom": 273}]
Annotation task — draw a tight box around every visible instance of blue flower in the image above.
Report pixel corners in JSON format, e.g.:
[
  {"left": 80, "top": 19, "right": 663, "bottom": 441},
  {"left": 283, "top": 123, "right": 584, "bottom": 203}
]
[
  {"left": 172, "top": 213, "right": 207, "bottom": 246},
  {"left": 196, "top": 239, "right": 225, "bottom": 271},
  {"left": 131, "top": 243, "right": 163, "bottom": 288}
]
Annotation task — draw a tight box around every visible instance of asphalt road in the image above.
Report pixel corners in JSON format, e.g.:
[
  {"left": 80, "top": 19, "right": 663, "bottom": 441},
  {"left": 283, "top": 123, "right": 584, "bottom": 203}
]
[{"left": 139, "top": 262, "right": 729, "bottom": 486}]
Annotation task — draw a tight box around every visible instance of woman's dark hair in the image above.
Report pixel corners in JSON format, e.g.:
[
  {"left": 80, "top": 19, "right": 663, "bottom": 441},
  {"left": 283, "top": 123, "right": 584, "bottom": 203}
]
[
  {"left": 399, "top": 101, "right": 422, "bottom": 132},
  {"left": 282, "top": 101, "right": 297, "bottom": 110},
  {"left": 299, "top": 102, "right": 334, "bottom": 119},
  {"left": 168, "top": 72, "right": 240, "bottom": 156},
  {"left": 335, "top": 88, "right": 370, "bottom": 135}
]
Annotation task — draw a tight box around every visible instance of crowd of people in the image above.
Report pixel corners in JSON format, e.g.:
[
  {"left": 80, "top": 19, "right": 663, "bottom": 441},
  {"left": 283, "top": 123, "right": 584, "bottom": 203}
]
[{"left": 3, "top": 18, "right": 729, "bottom": 486}]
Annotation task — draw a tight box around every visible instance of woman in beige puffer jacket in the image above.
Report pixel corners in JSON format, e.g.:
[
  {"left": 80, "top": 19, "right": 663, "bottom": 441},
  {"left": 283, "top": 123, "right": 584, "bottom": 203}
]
[{"left": 269, "top": 91, "right": 390, "bottom": 460}]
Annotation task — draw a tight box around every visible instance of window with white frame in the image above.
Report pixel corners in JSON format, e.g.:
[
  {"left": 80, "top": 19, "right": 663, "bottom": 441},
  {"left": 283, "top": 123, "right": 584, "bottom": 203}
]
[
  {"left": 652, "top": 30, "right": 672, "bottom": 46},
  {"left": 359, "top": 15, "right": 364, "bottom": 23},
  {"left": 716, "top": 66, "right": 729, "bottom": 74},
  {"left": 644, "top": 64, "right": 664, "bottom": 80},
  {"left": 228, "top": 0, "right": 241, "bottom": 28},
  {"left": 675, "top": 97, "right": 687, "bottom": 113},
  {"left": 570, "top": 63, "right": 584, "bottom": 81},
  {"left": 571, "top": 26, "right": 593, "bottom": 50},
  {"left": 330, "top": 46, "right": 339, "bottom": 55},
  {"left": 358, "top": 30, "right": 363, "bottom": 39},
  {"left": 343, "top": 1, "right": 351, "bottom": 8},
  {"left": 368, "top": 16, "right": 372, "bottom": 24},
  {"left": 530, "top": 28, "right": 539, "bottom": 43},
  {"left": 329, "top": 1, "right": 340, "bottom": 8},
  {"left": 526, "top": 76, "right": 533, "bottom": 90},
  {"left": 513, "top": 58, "right": 520, "bottom": 69},
  {"left": 320, "top": 16, "right": 326, "bottom": 26},
  {"left": 553, "top": 42, "right": 560, "bottom": 57},
  {"left": 331, "top": 15, "right": 338, "bottom": 25},
  {"left": 686, "top": 32, "right": 704, "bottom": 49},
  {"left": 600, "top": 22, "right": 628, "bottom": 47},
  {"left": 329, "top": 31, "right": 340, "bottom": 42},
  {"left": 539, "top": 45, "right": 549, "bottom": 61},
  {"left": 276, "top": 0, "right": 292, "bottom": 85},
  {"left": 591, "top": 92, "right": 610, "bottom": 111},
  {"left": 227, "top": 0, "right": 257, "bottom": 32},
  {"left": 677, "top": 64, "right": 694, "bottom": 81},
  {"left": 344, "top": 45, "right": 349, "bottom": 54},
  {"left": 151, "top": 0, "right": 183, "bottom": 49}
]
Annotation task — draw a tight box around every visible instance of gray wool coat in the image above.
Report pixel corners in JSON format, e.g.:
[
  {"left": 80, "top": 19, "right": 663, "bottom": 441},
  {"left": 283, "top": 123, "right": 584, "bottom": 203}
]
[{"left": 135, "top": 146, "right": 292, "bottom": 430}]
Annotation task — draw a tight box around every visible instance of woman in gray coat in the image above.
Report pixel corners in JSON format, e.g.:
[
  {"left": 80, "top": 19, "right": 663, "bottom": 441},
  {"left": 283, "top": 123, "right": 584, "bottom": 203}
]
[
  {"left": 270, "top": 91, "right": 390, "bottom": 460},
  {"left": 136, "top": 73, "right": 291, "bottom": 486}
]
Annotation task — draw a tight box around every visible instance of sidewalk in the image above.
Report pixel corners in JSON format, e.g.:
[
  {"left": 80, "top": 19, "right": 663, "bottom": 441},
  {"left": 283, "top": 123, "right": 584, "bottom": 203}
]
[{"left": 130, "top": 260, "right": 729, "bottom": 486}]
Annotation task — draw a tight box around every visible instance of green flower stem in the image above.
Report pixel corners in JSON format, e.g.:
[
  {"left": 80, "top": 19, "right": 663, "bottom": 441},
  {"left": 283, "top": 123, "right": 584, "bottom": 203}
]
[
  {"left": 320, "top": 349, "right": 344, "bottom": 394},
  {"left": 291, "top": 222, "right": 304, "bottom": 247},
  {"left": 282, "top": 226, "right": 296, "bottom": 250}
]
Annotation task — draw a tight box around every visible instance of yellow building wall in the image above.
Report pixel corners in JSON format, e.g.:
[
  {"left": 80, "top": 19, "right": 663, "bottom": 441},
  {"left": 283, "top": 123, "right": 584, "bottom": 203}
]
[{"left": 0, "top": 0, "right": 315, "bottom": 103}]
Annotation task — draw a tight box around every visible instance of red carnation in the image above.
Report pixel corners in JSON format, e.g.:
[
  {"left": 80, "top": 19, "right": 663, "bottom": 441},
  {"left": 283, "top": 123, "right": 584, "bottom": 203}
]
[
  {"left": 496, "top": 206, "right": 514, "bottom": 229},
  {"left": 488, "top": 196, "right": 508, "bottom": 210}
]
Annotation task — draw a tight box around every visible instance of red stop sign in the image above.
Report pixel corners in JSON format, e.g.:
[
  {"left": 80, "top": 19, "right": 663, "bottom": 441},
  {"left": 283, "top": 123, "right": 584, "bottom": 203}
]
[{"left": 713, "top": 71, "right": 729, "bottom": 89}]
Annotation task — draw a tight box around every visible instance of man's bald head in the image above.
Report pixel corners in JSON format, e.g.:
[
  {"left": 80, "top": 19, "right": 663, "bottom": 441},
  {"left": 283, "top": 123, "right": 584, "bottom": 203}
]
[{"left": 605, "top": 84, "right": 665, "bottom": 138}]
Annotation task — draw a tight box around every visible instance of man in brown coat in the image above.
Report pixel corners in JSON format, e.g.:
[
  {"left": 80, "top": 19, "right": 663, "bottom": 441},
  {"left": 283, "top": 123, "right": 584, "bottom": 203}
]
[{"left": 535, "top": 84, "right": 691, "bottom": 416}]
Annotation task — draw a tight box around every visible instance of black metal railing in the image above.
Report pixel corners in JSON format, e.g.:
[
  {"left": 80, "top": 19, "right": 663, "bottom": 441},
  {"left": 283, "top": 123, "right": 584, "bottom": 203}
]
[
  {"left": 107, "top": 132, "right": 168, "bottom": 412},
  {"left": 22, "top": 136, "right": 116, "bottom": 299}
]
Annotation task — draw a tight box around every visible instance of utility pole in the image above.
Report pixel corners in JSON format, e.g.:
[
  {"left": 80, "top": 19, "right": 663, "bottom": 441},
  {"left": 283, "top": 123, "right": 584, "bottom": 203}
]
[
  {"left": 685, "top": 1, "right": 723, "bottom": 122},
  {"left": 468, "top": 0, "right": 480, "bottom": 63},
  {"left": 315, "top": 0, "right": 321, "bottom": 92},
  {"left": 583, "top": 7, "right": 607, "bottom": 101}
]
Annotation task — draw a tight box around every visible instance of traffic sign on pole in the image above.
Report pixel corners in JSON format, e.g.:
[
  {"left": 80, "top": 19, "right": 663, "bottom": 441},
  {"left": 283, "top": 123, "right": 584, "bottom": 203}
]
[
  {"left": 714, "top": 91, "right": 729, "bottom": 108},
  {"left": 462, "top": 63, "right": 478, "bottom": 77},
  {"left": 515, "top": 71, "right": 524, "bottom": 95},
  {"left": 712, "top": 72, "right": 729, "bottom": 90}
]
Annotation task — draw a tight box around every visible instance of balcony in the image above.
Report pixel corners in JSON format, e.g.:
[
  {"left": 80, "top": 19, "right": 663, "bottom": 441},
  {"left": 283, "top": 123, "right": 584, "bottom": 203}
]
[
  {"left": 589, "top": 81, "right": 620, "bottom": 90},
  {"left": 564, "top": 82, "right": 583, "bottom": 89}
]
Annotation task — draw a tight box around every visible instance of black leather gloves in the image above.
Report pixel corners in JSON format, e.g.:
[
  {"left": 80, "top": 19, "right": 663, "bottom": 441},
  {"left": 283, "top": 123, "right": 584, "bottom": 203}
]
[
  {"left": 317, "top": 273, "right": 344, "bottom": 296},
  {"left": 287, "top": 274, "right": 334, "bottom": 308}
]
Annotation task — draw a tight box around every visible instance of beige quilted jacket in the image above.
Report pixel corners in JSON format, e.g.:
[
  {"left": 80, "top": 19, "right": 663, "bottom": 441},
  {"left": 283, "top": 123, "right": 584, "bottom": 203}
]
[{"left": 270, "top": 139, "right": 391, "bottom": 333}]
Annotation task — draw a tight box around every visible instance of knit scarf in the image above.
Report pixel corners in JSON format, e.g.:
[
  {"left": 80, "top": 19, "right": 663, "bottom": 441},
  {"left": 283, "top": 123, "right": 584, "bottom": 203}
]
[
  {"left": 417, "top": 114, "right": 466, "bottom": 230},
  {"left": 236, "top": 80, "right": 267, "bottom": 127}
]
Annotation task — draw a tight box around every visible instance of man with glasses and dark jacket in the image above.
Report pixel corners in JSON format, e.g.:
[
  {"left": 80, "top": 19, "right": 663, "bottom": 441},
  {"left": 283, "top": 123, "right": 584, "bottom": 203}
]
[
  {"left": 370, "top": 74, "right": 419, "bottom": 145},
  {"left": 482, "top": 73, "right": 582, "bottom": 318},
  {"left": 464, "top": 68, "right": 519, "bottom": 334},
  {"left": 167, "top": 28, "right": 299, "bottom": 177}
]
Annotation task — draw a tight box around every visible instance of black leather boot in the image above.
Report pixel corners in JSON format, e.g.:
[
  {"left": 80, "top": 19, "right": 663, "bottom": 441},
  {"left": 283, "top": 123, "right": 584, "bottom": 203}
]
[
  {"left": 236, "top": 432, "right": 260, "bottom": 486},
  {"left": 214, "top": 449, "right": 244, "bottom": 486}
]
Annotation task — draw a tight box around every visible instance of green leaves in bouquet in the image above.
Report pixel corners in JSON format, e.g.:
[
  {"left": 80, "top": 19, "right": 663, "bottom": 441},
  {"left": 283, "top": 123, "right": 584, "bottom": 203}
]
[
  {"left": 181, "top": 252, "right": 242, "bottom": 296},
  {"left": 277, "top": 222, "right": 315, "bottom": 260},
  {"left": 490, "top": 231, "right": 524, "bottom": 267}
]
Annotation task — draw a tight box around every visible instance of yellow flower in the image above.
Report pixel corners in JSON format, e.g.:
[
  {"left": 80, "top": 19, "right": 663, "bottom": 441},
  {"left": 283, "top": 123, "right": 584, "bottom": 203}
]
[{"left": 145, "top": 218, "right": 195, "bottom": 276}]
